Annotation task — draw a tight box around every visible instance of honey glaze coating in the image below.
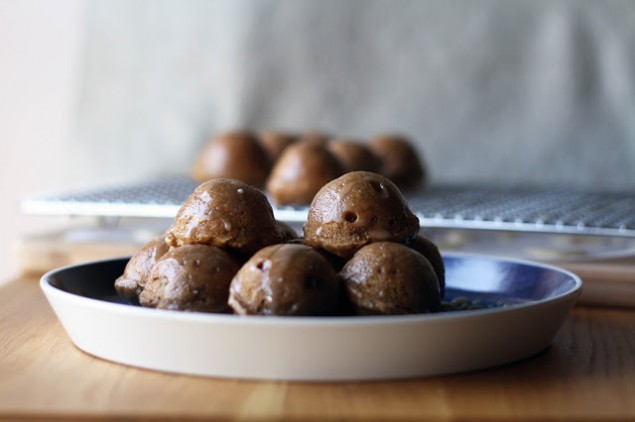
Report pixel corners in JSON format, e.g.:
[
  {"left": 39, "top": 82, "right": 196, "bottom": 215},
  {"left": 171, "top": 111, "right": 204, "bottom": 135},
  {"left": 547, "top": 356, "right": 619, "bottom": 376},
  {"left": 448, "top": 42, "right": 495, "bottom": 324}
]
[
  {"left": 139, "top": 244, "right": 241, "bottom": 312},
  {"left": 303, "top": 171, "right": 420, "bottom": 258},
  {"left": 228, "top": 244, "right": 341, "bottom": 316},
  {"left": 340, "top": 242, "right": 441, "bottom": 315},
  {"left": 114, "top": 236, "right": 169, "bottom": 302},
  {"left": 164, "top": 179, "right": 283, "bottom": 255}
]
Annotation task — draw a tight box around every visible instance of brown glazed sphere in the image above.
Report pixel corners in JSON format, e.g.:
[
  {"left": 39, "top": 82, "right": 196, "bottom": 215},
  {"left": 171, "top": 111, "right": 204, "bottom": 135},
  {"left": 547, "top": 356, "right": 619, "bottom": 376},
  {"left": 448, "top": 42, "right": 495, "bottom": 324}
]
[
  {"left": 257, "top": 131, "right": 298, "bottom": 162},
  {"left": 296, "top": 131, "right": 331, "bottom": 146},
  {"left": 266, "top": 141, "right": 344, "bottom": 206},
  {"left": 339, "top": 242, "right": 441, "bottom": 315},
  {"left": 191, "top": 130, "right": 272, "bottom": 187},
  {"left": 114, "top": 236, "right": 169, "bottom": 302},
  {"left": 368, "top": 134, "right": 425, "bottom": 190},
  {"left": 228, "top": 244, "right": 341, "bottom": 316},
  {"left": 327, "top": 139, "right": 381, "bottom": 173},
  {"left": 303, "top": 171, "right": 420, "bottom": 258},
  {"left": 407, "top": 235, "right": 445, "bottom": 298},
  {"left": 164, "top": 179, "right": 284, "bottom": 255},
  {"left": 275, "top": 221, "right": 300, "bottom": 243},
  {"left": 284, "top": 237, "right": 348, "bottom": 272},
  {"left": 139, "top": 244, "right": 241, "bottom": 312}
]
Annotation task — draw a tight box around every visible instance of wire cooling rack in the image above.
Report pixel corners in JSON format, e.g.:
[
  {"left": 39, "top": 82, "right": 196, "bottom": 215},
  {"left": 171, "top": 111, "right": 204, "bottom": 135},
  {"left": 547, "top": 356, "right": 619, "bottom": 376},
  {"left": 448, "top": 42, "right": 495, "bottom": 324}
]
[{"left": 20, "top": 176, "right": 635, "bottom": 237}]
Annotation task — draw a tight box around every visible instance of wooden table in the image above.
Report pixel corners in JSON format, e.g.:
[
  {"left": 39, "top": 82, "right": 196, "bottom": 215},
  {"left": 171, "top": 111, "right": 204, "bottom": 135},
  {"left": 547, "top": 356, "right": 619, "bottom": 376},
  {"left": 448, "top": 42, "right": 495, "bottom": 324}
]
[{"left": 1, "top": 276, "right": 634, "bottom": 421}]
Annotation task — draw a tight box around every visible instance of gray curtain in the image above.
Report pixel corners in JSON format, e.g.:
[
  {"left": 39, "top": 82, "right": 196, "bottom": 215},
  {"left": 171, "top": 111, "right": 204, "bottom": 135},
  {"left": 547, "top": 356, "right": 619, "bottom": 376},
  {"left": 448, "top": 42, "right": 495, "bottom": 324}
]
[{"left": 74, "top": 0, "right": 635, "bottom": 190}]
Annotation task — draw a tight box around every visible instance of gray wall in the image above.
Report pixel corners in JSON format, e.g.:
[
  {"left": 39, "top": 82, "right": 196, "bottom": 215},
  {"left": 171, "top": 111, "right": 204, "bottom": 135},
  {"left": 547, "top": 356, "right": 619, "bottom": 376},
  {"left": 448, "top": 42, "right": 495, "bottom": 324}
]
[{"left": 74, "top": 0, "right": 635, "bottom": 190}]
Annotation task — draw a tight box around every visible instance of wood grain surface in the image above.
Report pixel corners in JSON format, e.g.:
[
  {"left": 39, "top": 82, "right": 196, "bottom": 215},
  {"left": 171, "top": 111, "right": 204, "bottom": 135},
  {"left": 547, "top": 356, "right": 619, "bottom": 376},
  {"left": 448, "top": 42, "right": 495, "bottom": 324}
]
[{"left": 1, "top": 277, "right": 635, "bottom": 421}]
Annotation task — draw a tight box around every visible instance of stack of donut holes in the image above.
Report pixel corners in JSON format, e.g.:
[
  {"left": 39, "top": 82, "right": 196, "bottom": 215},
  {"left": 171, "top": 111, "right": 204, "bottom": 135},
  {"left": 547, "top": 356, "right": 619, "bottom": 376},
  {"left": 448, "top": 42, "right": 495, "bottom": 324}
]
[{"left": 115, "top": 172, "right": 444, "bottom": 317}]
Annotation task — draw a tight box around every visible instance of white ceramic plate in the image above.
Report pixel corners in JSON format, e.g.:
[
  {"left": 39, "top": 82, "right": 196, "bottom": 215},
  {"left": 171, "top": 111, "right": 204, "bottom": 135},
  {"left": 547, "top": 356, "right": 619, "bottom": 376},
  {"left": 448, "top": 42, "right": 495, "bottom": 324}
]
[{"left": 40, "top": 253, "right": 582, "bottom": 381}]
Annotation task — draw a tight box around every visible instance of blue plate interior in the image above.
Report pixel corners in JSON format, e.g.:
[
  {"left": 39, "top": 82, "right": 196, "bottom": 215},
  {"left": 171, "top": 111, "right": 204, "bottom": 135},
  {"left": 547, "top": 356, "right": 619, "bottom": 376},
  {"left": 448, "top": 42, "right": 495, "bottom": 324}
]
[
  {"left": 444, "top": 255, "right": 578, "bottom": 303},
  {"left": 45, "top": 254, "right": 580, "bottom": 311}
]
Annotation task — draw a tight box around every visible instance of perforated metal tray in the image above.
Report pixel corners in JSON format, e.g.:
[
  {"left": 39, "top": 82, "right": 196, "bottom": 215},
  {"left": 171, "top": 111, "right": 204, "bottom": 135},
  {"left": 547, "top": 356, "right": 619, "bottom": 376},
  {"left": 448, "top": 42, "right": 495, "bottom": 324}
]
[{"left": 20, "top": 176, "right": 635, "bottom": 237}]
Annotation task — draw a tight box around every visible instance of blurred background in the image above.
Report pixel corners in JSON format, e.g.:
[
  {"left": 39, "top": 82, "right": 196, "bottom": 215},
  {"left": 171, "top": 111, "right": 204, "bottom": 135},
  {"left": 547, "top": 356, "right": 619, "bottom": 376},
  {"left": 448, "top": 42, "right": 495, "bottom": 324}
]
[{"left": 1, "top": 0, "right": 635, "bottom": 282}]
